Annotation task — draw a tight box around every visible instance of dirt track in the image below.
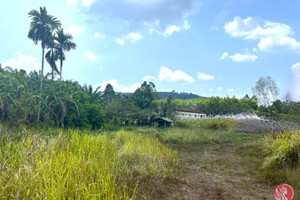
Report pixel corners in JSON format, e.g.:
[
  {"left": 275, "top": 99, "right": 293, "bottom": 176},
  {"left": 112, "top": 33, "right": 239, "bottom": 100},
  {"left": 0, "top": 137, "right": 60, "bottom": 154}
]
[{"left": 165, "top": 141, "right": 275, "bottom": 200}]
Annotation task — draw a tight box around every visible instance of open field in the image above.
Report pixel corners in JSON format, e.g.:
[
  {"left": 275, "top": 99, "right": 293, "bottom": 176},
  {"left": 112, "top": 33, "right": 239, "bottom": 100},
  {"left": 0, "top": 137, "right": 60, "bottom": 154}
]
[{"left": 0, "top": 119, "right": 299, "bottom": 199}]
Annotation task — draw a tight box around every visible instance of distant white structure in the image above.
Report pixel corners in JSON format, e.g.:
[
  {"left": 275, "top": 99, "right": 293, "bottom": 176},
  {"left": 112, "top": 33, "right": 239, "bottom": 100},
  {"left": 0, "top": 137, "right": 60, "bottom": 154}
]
[{"left": 175, "top": 109, "right": 206, "bottom": 119}]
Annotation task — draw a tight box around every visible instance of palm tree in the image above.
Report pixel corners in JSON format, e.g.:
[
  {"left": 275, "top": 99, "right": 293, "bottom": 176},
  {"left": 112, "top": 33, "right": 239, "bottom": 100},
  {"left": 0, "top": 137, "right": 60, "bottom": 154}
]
[
  {"left": 28, "top": 7, "right": 61, "bottom": 120},
  {"left": 45, "top": 36, "right": 59, "bottom": 80},
  {"left": 82, "top": 84, "right": 102, "bottom": 103},
  {"left": 54, "top": 29, "right": 76, "bottom": 81}
]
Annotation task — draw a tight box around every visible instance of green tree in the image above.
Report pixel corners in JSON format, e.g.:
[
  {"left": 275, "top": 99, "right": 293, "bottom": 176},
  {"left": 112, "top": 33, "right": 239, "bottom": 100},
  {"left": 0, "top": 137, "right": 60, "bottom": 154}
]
[
  {"left": 82, "top": 84, "right": 102, "bottom": 103},
  {"left": 160, "top": 95, "right": 176, "bottom": 118},
  {"left": 102, "top": 84, "right": 116, "bottom": 105},
  {"left": 28, "top": 7, "right": 61, "bottom": 120},
  {"left": 131, "top": 81, "right": 157, "bottom": 109},
  {"left": 54, "top": 29, "right": 77, "bottom": 81}
]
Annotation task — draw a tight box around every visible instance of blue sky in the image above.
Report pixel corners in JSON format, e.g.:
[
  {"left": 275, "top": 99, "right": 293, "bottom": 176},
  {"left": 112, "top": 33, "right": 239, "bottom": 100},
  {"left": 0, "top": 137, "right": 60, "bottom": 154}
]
[{"left": 1, "top": 0, "right": 300, "bottom": 100}]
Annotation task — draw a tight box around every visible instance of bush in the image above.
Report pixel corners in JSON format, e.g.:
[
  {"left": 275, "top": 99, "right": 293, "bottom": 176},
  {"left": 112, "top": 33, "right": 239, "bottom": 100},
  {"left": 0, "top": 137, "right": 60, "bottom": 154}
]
[{"left": 263, "top": 131, "right": 300, "bottom": 169}]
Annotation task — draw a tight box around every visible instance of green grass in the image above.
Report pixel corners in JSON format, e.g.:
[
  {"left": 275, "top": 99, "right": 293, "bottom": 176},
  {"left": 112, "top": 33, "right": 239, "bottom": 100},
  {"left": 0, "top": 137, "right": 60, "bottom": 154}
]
[
  {"left": 174, "top": 118, "right": 236, "bottom": 131},
  {"left": 0, "top": 127, "right": 179, "bottom": 199}
]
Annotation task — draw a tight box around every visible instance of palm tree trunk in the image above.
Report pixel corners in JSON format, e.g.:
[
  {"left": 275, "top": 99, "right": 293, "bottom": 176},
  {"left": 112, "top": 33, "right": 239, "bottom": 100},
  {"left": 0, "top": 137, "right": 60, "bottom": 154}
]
[
  {"left": 52, "top": 68, "right": 54, "bottom": 80},
  {"left": 37, "top": 44, "right": 45, "bottom": 121},
  {"left": 60, "top": 58, "right": 63, "bottom": 81}
]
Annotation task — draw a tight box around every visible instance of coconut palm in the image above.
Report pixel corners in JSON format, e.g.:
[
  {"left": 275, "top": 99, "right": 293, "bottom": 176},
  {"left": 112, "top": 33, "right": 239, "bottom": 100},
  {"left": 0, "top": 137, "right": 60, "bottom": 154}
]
[
  {"left": 54, "top": 29, "right": 77, "bottom": 81},
  {"left": 28, "top": 7, "right": 61, "bottom": 120},
  {"left": 45, "top": 36, "right": 59, "bottom": 80}
]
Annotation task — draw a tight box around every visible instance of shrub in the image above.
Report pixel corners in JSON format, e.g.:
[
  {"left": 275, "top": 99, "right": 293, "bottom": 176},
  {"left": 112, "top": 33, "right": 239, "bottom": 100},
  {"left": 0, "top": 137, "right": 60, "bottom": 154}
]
[{"left": 262, "top": 131, "right": 300, "bottom": 169}]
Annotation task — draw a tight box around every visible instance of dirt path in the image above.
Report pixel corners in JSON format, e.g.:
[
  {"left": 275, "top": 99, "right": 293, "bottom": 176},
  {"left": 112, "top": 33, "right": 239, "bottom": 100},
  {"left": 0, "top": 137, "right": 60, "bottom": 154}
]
[{"left": 165, "top": 141, "right": 275, "bottom": 200}]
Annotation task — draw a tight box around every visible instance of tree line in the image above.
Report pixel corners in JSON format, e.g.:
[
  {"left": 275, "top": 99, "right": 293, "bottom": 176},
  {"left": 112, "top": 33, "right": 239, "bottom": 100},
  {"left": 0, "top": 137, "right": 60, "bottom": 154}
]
[{"left": 1, "top": 65, "right": 300, "bottom": 129}]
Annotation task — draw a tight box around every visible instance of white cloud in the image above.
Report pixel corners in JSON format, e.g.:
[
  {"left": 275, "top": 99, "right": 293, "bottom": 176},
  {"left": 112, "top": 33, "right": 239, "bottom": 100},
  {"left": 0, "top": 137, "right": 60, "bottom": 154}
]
[
  {"left": 224, "top": 16, "right": 300, "bottom": 54},
  {"left": 99, "top": 79, "right": 140, "bottom": 93},
  {"left": 126, "top": 32, "right": 143, "bottom": 42},
  {"left": 209, "top": 88, "right": 214, "bottom": 92},
  {"left": 116, "top": 38, "right": 125, "bottom": 45},
  {"left": 94, "top": 32, "right": 106, "bottom": 39},
  {"left": 220, "top": 52, "right": 228, "bottom": 60},
  {"left": 116, "top": 32, "right": 143, "bottom": 45},
  {"left": 148, "top": 20, "right": 192, "bottom": 37},
  {"left": 291, "top": 62, "right": 300, "bottom": 75},
  {"left": 227, "top": 88, "right": 235, "bottom": 92},
  {"left": 85, "top": 51, "right": 99, "bottom": 60},
  {"left": 197, "top": 72, "right": 215, "bottom": 80},
  {"left": 66, "top": 25, "right": 84, "bottom": 36},
  {"left": 164, "top": 25, "right": 181, "bottom": 37},
  {"left": 159, "top": 66, "right": 195, "bottom": 83},
  {"left": 217, "top": 87, "right": 223, "bottom": 92},
  {"left": 82, "top": 0, "right": 196, "bottom": 37},
  {"left": 183, "top": 20, "right": 191, "bottom": 30},
  {"left": 82, "top": 0, "right": 96, "bottom": 7},
  {"left": 2, "top": 51, "right": 40, "bottom": 73},
  {"left": 143, "top": 75, "right": 156, "bottom": 81},
  {"left": 229, "top": 53, "right": 258, "bottom": 62},
  {"left": 221, "top": 51, "right": 258, "bottom": 62},
  {"left": 258, "top": 36, "right": 300, "bottom": 53}
]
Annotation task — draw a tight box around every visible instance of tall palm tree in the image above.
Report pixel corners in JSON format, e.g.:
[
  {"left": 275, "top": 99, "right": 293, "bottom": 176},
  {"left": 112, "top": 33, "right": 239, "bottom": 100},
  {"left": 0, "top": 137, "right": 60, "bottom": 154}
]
[
  {"left": 28, "top": 7, "right": 61, "bottom": 120},
  {"left": 45, "top": 36, "right": 59, "bottom": 80},
  {"left": 54, "top": 29, "right": 76, "bottom": 81}
]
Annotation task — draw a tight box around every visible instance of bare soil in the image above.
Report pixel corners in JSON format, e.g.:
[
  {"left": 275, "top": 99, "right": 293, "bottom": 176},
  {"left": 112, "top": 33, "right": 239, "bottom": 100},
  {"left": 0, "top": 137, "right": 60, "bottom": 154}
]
[{"left": 163, "top": 140, "right": 276, "bottom": 199}]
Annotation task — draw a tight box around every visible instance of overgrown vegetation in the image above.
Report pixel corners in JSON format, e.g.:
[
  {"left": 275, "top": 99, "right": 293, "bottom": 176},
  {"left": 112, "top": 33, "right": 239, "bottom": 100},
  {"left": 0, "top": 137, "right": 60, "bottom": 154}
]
[
  {"left": 261, "top": 131, "right": 300, "bottom": 195},
  {"left": 0, "top": 127, "right": 178, "bottom": 199},
  {"left": 174, "top": 118, "right": 235, "bottom": 131}
]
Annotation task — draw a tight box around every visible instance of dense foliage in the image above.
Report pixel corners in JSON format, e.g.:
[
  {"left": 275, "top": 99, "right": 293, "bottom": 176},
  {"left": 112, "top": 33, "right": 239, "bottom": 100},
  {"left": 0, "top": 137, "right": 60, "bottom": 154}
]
[{"left": 1, "top": 66, "right": 300, "bottom": 128}]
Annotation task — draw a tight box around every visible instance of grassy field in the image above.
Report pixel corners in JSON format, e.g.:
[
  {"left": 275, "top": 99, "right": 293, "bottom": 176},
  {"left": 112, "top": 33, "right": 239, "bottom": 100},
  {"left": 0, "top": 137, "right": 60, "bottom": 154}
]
[
  {"left": 0, "top": 127, "right": 178, "bottom": 199},
  {"left": 0, "top": 119, "right": 299, "bottom": 199}
]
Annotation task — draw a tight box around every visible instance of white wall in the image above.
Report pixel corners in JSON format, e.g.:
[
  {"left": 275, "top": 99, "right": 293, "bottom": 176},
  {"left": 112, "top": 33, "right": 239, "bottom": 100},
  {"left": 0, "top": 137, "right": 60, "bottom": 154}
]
[{"left": 175, "top": 111, "right": 206, "bottom": 119}]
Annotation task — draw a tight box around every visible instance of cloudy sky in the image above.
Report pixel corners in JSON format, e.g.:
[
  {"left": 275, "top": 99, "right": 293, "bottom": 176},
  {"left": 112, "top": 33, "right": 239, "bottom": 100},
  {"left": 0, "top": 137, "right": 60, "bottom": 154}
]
[{"left": 1, "top": 0, "right": 300, "bottom": 100}]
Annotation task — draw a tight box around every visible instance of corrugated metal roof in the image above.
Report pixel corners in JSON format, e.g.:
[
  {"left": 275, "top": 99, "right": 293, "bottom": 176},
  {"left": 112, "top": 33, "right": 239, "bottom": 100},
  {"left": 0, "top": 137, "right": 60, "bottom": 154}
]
[{"left": 155, "top": 117, "right": 174, "bottom": 123}]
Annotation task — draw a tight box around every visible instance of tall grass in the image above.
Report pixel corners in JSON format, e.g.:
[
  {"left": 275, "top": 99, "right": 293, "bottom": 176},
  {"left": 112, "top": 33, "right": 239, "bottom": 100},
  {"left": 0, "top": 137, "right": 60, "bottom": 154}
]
[
  {"left": 262, "top": 130, "right": 300, "bottom": 196},
  {"left": 263, "top": 131, "right": 300, "bottom": 169},
  {"left": 175, "top": 118, "right": 236, "bottom": 131},
  {"left": 0, "top": 128, "right": 178, "bottom": 199}
]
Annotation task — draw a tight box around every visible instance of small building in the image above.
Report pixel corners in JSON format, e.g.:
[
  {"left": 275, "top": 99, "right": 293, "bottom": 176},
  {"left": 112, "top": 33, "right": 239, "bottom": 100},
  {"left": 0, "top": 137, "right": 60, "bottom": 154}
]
[
  {"left": 154, "top": 117, "right": 174, "bottom": 127},
  {"left": 175, "top": 109, "right": 206, "bottom": 119}
]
